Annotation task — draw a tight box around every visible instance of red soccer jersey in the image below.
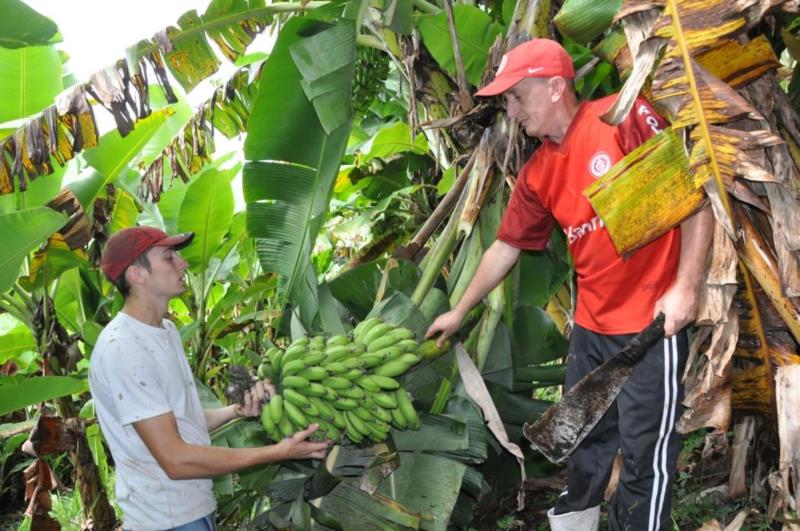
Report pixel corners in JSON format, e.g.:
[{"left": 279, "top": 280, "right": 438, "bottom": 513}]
[{"left": 497, "top": 95, "right": 681, "bottom": 334}]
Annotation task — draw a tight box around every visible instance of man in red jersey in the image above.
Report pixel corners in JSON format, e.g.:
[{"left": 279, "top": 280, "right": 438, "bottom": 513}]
[{"left": 426, "top": 39, "right": 712, "bottom": 530}]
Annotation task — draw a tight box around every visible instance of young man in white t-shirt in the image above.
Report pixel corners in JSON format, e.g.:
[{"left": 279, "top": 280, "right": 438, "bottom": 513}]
[{"left": 90, "top": 226, "right": 331, "bottom": 531}]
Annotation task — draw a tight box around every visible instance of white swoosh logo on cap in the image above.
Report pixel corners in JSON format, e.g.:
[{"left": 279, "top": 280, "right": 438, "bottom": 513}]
[{"left": 527, "top": 67, "right": 544, "bottom": 74}]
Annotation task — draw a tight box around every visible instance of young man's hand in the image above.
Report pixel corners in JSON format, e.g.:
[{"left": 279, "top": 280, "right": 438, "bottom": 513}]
[
  {"left": 235, "top": 379, "right": 277, "bottom": 418},
  {"left": 276, "top": 424, "right": 331, "bottom": 460}
]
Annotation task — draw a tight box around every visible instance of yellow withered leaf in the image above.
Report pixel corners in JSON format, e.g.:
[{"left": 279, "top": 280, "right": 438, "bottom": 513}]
[
  {"left": 652, "top": 0, "right": 748, "bottom": 56},
  {"left": 653, "top": 57, "right": 761, "bottom": 128},
  {"left": 584, "top": 128, "right": 704, "bottom": 255},
  {"left": 695, "top": 36, "right": 780, "bottom": 89},
  {"left": 731, "top": 364, "right": 773, "bottom": 417},
  {"left": 689, "top": 125, "right": 783, "bottom": 187},
  {"left": 738, "top": 206, "right": 800, "bottom": 345}
]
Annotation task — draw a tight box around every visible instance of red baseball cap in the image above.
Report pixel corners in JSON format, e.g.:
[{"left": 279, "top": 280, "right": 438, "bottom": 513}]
[
  {"left": 475, "top": 39, "right": 575, "bottom": 97},
  {"left": 100, "top": 227, "right": 194, "bottom": 283}
]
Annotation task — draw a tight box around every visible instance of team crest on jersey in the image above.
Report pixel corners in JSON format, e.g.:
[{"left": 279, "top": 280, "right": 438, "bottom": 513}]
[{"left": 588, "top": 151, "right": 612, "bottom": 178}]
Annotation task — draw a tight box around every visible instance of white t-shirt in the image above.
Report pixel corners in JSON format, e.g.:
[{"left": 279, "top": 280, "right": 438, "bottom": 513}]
[{"left": 89, "top": 312, "right": 216, "bottom": 530}]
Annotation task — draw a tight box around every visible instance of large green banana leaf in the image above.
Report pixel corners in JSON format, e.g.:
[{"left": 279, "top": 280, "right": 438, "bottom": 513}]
[
  {"left": 0, "top": 166, "right": 65, "bottom": 213},
  {"left": 0, "top": 45, "right": 62, "bottom": 124},
  {"left": 244, "top": 19, "right": 355, "bottom": 326},
  {"left": 0, "top": 0, "right": 60, "bottom": 49},
  {"left": 177, "top": 164, "right": 237, "bottom": 272},
  {"left": 0, "top": 375, "right": 88, "bottom": 416},
  {"left": 417, "top": 5, "right": 505, "bottom": 86},
  {"left": 0, "top": 326, "right": 35, "bottom": 364},
  {"left": 0, "top": 206, "right": 67, "bottom": 294},
  {"left": 329, "top": 259, "right": 422, "bottom": 320}
]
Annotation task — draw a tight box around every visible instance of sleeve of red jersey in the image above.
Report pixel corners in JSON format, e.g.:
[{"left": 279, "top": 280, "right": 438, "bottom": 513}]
[
  {"left": 496, "top": 174, "right": 553, "bottom": 251},
  {"left": 617, "top": 98, "right": 669, "bottom": 154}
]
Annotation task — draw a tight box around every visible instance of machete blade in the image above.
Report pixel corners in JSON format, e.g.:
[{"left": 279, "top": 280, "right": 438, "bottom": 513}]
[{"left": 523, "top": 313, "right": 666, "bottom": 464}]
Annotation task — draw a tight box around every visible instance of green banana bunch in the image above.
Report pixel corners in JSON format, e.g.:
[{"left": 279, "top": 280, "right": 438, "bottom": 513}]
[
  {"left": 353, "top": 46, "right": 390, "bottom": 116},
  {"left": 258, "top": 319, "right": 450, "bottom": 444}
]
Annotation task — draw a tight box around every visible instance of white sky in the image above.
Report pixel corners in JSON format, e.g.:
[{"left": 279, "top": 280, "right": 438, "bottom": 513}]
[
  {"left": 26, "top": 1, "right": 213, "bottom": 81},
  {"left": 25, "top": 0, "right": 270, "bottom": 210}
]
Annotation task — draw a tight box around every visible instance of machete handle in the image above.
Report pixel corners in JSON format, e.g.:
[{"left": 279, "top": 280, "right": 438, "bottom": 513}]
[{"left": 617, "top": 312, "right": 666, "bottom": 365}]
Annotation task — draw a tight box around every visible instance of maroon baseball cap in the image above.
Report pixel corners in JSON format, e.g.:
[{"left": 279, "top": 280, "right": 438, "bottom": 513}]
[
  {"left": 476, "top": 39, "right": 575, "bottom": 97},
  {"left": 101, "top": 227, "right": 194, "bottom": 283}
]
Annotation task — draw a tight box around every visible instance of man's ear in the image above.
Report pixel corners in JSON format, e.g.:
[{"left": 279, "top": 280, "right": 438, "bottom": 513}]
[
  {"left": 124, "top": 264, "right": 147, "bottom": 287},
  {"left": 548, "top": 76, "right": 567, "bottom": 102}
]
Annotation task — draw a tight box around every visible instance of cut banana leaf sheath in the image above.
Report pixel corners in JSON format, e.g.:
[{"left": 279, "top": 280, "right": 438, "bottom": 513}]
[{"left": 522, "top": 313, "right": 666, "bottom": 464}]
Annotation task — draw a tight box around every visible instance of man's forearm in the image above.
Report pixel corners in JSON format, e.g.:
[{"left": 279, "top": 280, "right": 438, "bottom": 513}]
[
  {"left": 674, "top": 205, "right": 713, "bottom": 290},
  {"left": 453, "top": 240, "right": 521, "bottom": 317},
  {"left": 164, "top": 441, "right": 286, "bottom": 480},
  {"left": 204, "top": 405, "right": 239, "bottom": 432}
]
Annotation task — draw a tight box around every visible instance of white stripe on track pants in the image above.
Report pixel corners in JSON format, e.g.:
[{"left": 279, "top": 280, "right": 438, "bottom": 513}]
[{"left": 551, "top": 324, "right": 688, "bottom": 531}]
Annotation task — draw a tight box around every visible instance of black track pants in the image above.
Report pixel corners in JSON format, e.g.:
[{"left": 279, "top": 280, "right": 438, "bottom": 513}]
[{"left": 552, "top": 324, "right": 688, "bottom": 531}]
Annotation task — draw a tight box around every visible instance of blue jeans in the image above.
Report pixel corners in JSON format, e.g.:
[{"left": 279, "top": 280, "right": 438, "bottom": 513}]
[{"left": 168, "top": 513, "right": 216, "bottom": 531}]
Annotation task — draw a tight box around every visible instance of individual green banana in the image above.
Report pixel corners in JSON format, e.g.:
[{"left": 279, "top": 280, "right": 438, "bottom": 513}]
[
  {"left": 417, "top": 338, "right": 451, "bottom": 360},
  {"left": 371, "top": 419, "right": 391, "bottom": 433},
  {"left": 342, "top": 357, "right": 364, "bottom": 370},
  {"left": 281, "top": 359, "right": 306, "bottom": 377},
  {"left": 284, "top": 400, "right": 309, "bottom": 430},
  {"left": 307, "top": 396, "right": 335, "bottom": 420},
  {"left": 332, "top": 397, "right": 359, "bottom": 410},
  {"left": 260, "top": 404, "right": 276, "bottom": 433},
  {"left": 370, "top": 375, "right": 401, "bottom": 390},
  {"left": 283, "top": 388, "right": 310, "bottom": 408},
  {"left": 298, "top": 366, "right": 328, "bottom": 381},
  {"left": 396, "top": 388, "right": 420, "bottom": 428},
  {"left": 272, "top": 350, "right": 285, "bottom": 374},
  {"left": 324, "top": 361, "right": 348, "bottom": 374},
  {"left": 366, "top": 334, "right": 398, "bottom": 354},
  {"left": 324, "top": 387, "right": 338, "bottom": 401},
  {"left": 266, "top": 346, "right": 283, "bottom": 363},
  {"left": 342, "top": 368, "right": 363, "bottom": 381},
  {"left": 269, "top": 395, "right": 284, "bottom": 425},
  {"left": 324, "top": 345, "right": 352, "bottom": 360},
  {"left": 368, "top": 404, "right": 392, "bottom": 423},
  {"left": 354, "top": 317, "right": 381, "bottom": 343},
  {"left": 331, "top": 408, "right": 347, "bottom": 429},
  {"left": 321, "top": 376, "right": 351, "bottom": 390},
  {"left": 346, "top": 411, "right": 371, "bottom": 436},
  {"left": 371, "top": 346, "right": 405, "bottom": 362},
  {"left": 257, "top": 361, "right": 272, "bottom": 380},
  {"left": 308, "top": 336, "right": 324, "bottom": 351},
  {"left": 387, "top": 328, "right": 414, "bottom": 342},
  {"left": 396, "top": 339, "right": 418, "bottom": 353},
  {"left": 288, "top": 337, "right": 309, "bottom": 349},
  {"left": 282, "top": 375, "right": 310, "bottom": 389},
  {"left": 283, "top": 346, "right": 307, "bottom": 365},
  {"left": 390, "top": 405, "right": 408, "bottom": 429},
  {"left": 326, "top": 335, "right": 349, "bottom": 347},
  {"left": 362, "top": 323, "right": 392, "bottom": 346},
  {"left": 337, "top": 386, "right": 365, "bottom": 400},
  {"left": 372, "top": 392, "right": 397, "bottom": 409},
  {"left": 298, "top": 382, "right": 327, "bottom": 397},
  {"left": 374, "top": 361, "right": 409, "bottom": 378},
  {"left": 345, "top": 422, "right": 364, "bottom": 443},
  {"left": 355, "top": 375, "right": 381, "bottom": 393},
  {"left": 279, "top": 415, "right": 294, "bottom": 438},
  {"left": 353, "top": 406, "right": 375, "bottom": 422},
  {"left": 397, "top": 353, "right": 421, "bottom": 366},
  {"left": 301, "top": 352, "right": 326, "bottom": 367},
  {"left": 366, "top": 423, "right": 388, "bottom": 442},
  {"left": 358, "top": 354, "right": 385, "bottom": 369}
]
